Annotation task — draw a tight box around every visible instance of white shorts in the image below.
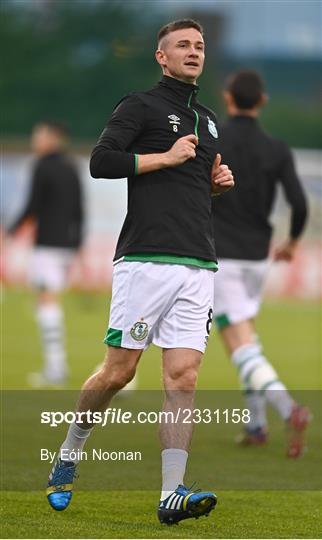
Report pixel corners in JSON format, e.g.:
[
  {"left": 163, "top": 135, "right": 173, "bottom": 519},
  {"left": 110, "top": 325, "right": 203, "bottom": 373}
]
[
  {"left": 104, "top": 261, "right": 215, "bottom": 353},
  {"left": 213, "top": 258, "right": 269, "bottom": 329},
  {"left": 29, "top": 247, "right": 75, "bottom": 292}
]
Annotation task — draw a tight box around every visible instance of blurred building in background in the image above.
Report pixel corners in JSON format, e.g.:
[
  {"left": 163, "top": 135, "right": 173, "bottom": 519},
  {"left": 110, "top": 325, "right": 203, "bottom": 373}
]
[{"left": 1, "top": 0, "right": 321, "bottom": 297}]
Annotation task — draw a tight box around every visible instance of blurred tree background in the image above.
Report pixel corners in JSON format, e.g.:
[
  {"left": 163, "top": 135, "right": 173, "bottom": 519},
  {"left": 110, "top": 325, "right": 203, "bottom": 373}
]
[{"left": 1, "top": 0, "right": 321, "bottom": 148}]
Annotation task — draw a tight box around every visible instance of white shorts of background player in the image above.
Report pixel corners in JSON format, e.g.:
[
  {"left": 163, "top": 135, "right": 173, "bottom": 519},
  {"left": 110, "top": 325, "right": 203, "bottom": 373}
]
[
  {"left": 29, "top": 247, "right": 75, "bottom": 292},
  {"left": 213, "top": 258, "right": 270, "bottom": 326}
]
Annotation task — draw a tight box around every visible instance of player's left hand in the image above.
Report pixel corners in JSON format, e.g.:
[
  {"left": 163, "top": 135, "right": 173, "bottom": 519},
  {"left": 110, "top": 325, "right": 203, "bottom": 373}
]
[{"left": 211, "top": 153, "right": 234, "bottom": 196}]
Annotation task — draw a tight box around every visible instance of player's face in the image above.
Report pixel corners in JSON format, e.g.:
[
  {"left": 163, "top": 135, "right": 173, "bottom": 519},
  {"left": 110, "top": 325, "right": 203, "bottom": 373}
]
[
  {"left": 31, "top": 126, "right": 62, "bottom": 155},
  {"left": 156, "top": 28, "right": 205, "bottom": 84}
]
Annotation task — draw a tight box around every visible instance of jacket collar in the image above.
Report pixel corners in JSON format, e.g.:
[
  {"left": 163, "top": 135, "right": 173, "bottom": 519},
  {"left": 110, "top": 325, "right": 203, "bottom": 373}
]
[
  {"left": 157, "top": 75, "right": 199, "bottom": 103},
  {"left": 229, "top": 115, "right": 257, "bottom": 123}
]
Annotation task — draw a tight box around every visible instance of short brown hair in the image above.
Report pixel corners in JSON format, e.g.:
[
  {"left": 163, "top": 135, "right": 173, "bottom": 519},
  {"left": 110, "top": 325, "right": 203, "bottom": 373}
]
[
  {"left": 157, "top": 19, "right": 203, "bottom": 46},
  {"left": 226, "top": 70, "right": 265, "bottom": 109},
  {"left": 37, "top": 120, "right": 69, "bottom": 137}
]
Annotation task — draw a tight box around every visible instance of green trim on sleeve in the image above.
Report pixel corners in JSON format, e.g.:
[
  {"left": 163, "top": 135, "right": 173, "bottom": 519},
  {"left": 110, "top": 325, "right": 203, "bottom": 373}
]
[
  {"left": 103, "top": 327, "right": 123, "bottom": 347},
  {"left": 214, "top": 313, "right": 231, "bottom": 330},
  {"left": 134, "top": 154, "right": 139, "bottom": 175},
  {"left": 123, "top": 253, "right": 218, "bottom": 270}
]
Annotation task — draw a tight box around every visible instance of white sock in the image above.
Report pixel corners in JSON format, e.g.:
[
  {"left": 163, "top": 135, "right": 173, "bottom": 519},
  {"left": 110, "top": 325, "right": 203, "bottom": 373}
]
[
  {"left": 232, "top": 343, "right": 293, "bottom": 421},
  {"left": 36, "top": 303, "right": 67, "bottom": 381},
  {"left": 60, "top": 422, "right": 92, "bottom": 463},
  {"left": 232, "top": 343, "right": 266, "bottom": 382},
  {"left": 160, "top": 448, "right": 188, "bottom": 501},
  {"left": 264, "top": 383, "right": 294, "bottom": 420},
  {"left": 244, "top": 390, "right": 267, "bottom": 430}
]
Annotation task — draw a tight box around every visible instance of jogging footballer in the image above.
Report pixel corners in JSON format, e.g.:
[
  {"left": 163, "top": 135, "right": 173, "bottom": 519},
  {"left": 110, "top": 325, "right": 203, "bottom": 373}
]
[
  {"left": 212, "top": 70, "right": 310, "bottom": 457},
  {"left": 9, "top": 121, "right": 84, "bottom": 387},
  {"left": 46, "top": 19, "right": 234, "bottom": 525}
]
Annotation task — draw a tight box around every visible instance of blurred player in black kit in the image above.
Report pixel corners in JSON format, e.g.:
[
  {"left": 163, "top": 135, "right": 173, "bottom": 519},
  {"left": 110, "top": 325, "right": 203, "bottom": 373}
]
[
  {"left": 212, "top": 70, "right": 310, "bottom": 458},
  {"left": 9, "top": 121, "right": 84, "bottom": 387}
]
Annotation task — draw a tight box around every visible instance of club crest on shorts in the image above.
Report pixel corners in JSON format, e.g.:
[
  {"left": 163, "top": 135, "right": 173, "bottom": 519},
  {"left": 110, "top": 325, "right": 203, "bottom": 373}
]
[
  {"left": 130, "top": 320, "right": 148, "bottom": 341},
  {"left": 207, "top": 116, "right": 218, "bottom": 138}
]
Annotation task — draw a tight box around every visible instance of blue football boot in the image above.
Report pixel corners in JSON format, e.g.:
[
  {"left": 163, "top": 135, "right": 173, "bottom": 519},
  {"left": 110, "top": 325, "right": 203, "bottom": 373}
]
[
  {"left": 46, "top": 459, "right": 77, "bottom": 511},
  {"left": 158, "top": 484, "right": 217, "bottom": 525}
]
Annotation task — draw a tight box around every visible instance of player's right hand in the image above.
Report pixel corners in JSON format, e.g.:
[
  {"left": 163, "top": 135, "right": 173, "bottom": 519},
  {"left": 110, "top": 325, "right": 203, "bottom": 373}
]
[
  {"left": 273, "top": 239, "right": 298, "bottom": 262},
  {"left": 164, "top": 134, "right": 198, "bottom": 166}
]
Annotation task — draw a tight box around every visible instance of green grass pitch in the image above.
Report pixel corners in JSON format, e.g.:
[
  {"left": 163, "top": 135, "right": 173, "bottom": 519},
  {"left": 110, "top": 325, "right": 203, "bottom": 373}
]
[{"left": 1, "top": 288, "right": 321, "bottom": 539}]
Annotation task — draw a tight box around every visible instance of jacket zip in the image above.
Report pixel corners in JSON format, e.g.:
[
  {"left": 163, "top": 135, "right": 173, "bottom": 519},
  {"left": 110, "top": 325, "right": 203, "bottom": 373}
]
[{"left": 188, "top": 90, "right": 199, "bottom": 138}]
